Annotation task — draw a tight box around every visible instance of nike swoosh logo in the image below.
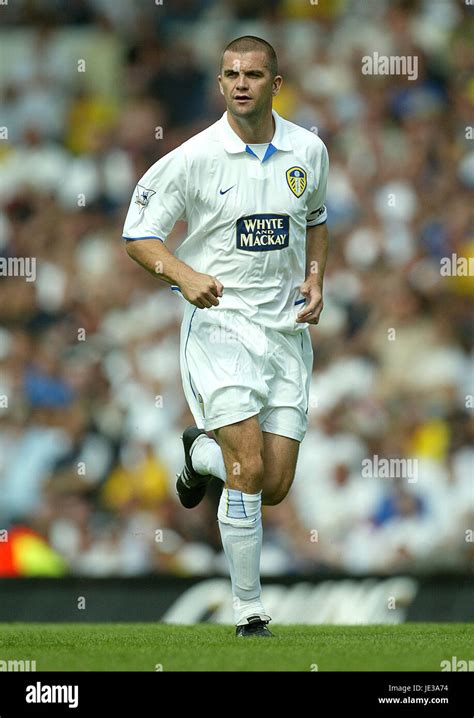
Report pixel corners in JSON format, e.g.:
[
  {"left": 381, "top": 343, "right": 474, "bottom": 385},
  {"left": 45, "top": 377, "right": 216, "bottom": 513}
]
[{"left": 220, "top": 185, "right": 235, "bottom": 195}]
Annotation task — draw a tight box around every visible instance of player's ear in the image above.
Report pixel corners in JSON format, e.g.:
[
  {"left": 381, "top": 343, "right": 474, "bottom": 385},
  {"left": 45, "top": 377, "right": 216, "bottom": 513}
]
[
  {"left": 218, "top": 76, "right": 224, "bottom": 95},
  {"left": 272, "top": 75, "right": 283, "bottom": 96}
]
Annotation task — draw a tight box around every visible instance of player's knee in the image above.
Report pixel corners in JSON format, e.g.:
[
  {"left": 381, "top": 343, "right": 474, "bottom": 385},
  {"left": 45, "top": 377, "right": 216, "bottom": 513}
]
[{"left": 226, "top": 452, "right": 264, "bottom": 492}]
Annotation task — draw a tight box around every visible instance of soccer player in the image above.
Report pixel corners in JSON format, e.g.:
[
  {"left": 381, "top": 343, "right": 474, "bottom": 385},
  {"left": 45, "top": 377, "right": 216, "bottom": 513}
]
[{"left": 123, "top": 36, "right": 329, "bottom": 637}]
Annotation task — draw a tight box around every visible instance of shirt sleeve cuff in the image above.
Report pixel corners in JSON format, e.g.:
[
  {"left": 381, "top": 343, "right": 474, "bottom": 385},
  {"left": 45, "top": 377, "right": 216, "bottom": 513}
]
[{"left": 306, "top": 205, "right": 327, "bottom": 226}]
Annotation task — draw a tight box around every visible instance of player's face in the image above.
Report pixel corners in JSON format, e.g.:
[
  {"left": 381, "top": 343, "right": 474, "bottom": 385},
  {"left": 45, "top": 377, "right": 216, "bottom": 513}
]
[{"left": 219, "top": 51, "right": 281, "bottom": 119}]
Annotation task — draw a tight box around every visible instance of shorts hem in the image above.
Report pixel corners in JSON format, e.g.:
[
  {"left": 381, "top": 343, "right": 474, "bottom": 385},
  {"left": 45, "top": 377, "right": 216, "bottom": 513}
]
[
  {"left": 204, "top": 409, "right": 260, "bottom": 432},
  {"left": 259, "top": 421, "right": 306, "bottom": 443}
]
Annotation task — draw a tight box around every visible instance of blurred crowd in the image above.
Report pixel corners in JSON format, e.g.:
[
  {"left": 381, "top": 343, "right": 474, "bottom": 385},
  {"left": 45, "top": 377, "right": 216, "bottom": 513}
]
[{"left": 0, "top": 0, "right": 472, "bottom": 577}]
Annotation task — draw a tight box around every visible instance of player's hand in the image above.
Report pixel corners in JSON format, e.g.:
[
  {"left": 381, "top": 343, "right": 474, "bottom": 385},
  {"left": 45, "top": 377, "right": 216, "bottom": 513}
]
[
  {"left": 296, "top": 280, "right": 323, "bottom": 324},
  {"left": 180, "top": 271, "right": 224, "bottom": 309}
]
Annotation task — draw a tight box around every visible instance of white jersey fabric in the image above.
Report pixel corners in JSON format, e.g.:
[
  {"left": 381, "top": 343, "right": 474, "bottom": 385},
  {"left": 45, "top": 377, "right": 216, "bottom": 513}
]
[{"left": 122, "top": 109, "right": 328, "bottom": 335}]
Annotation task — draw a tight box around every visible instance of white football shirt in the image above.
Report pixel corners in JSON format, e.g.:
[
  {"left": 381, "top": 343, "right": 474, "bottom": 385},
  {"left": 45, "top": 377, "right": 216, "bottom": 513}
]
[{"left": 122, "top": 109, "right": 329, "bottom": 333}]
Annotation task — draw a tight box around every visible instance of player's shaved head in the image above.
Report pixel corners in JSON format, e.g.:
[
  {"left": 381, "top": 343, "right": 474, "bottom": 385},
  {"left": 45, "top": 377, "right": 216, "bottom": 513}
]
[{"left": 220, "top": 36, "right": 278, "bottom": 78}]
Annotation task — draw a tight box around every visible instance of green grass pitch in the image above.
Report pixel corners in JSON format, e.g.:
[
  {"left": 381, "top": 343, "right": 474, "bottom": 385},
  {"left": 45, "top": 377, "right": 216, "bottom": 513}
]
[{"left": 0, "top": 623, "right": 472, "bottom": 672}]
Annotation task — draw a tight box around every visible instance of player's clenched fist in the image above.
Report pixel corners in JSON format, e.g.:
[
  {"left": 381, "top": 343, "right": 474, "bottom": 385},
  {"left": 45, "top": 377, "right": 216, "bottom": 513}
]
[
  {"left": 296, "top": 280, "right": 324, "bottom": 324},
  {"left": 180, "top": 271, "right": 224, "bottom": 309}
]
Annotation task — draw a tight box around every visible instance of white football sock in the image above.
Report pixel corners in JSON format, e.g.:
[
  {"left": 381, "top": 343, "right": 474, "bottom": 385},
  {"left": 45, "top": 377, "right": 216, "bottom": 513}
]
[
  {"left": 217, "top": 488, "right": 270, "bottom": 626},
  {"left": 190, "top": 434, "right": 226, "bottom": 482}
]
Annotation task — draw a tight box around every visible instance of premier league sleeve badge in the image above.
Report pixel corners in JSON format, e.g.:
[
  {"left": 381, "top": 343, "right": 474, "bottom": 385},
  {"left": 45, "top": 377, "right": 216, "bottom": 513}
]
[{"left": 134, "top": 185, "right": 156, "bottom": 210}]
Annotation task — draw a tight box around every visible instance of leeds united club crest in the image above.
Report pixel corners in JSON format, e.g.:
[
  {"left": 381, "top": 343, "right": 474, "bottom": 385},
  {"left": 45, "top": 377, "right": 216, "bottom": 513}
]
[{"left": 286, "top": 167, "right": 307, "bottom": 198}]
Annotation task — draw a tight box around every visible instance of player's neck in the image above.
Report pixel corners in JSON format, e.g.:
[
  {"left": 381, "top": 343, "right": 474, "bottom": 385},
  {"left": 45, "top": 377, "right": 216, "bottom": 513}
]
[{"left": 226, "top": 110, "right": 275, "bottom": 145}]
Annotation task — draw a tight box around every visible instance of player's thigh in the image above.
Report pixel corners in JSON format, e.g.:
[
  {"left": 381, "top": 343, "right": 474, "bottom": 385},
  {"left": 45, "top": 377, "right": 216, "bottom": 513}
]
[
  {"left": 214, "top": 415, "right": 264, "bottom": 493},
  {"left": 262, "top": 431, "right": 300, "bottom": 506}
]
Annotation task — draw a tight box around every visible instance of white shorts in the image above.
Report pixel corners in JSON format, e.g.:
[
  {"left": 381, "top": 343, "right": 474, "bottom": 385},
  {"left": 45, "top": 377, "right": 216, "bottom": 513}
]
[{"left": 179, "top": 303, "right": 313, "bottom": 442}]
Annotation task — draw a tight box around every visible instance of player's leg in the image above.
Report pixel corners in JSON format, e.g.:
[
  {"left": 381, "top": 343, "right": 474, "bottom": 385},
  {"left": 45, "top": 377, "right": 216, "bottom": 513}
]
[
  {"left": 214, "top": 415, "right": 272, "bottom": 636},
  {"left": 176, "top": 305, "right": 266, "bottom": 509},
  {"left": 214, "top": 415, "right": 264, "bottom": 492},
  {"left": 261, "top": 431, "right": 300, "bottom": 506},
  {"left": 179, "top": 426, "right": 300, "bottom": 502}
]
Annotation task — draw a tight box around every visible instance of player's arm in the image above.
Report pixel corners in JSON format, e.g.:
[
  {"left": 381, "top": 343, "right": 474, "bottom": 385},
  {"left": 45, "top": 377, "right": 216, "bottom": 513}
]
[
  {"left": 122, "top": 147, "right": 223, "bottom": 310},
  {"left": 296, "top": 222, "right": 328, "bottom": 325},
  {"left": 297, "top": 141, "right": 329, "bottom": 325},
  {"left": 126, "top": 239, "right": 223, "bottom": 310}
]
